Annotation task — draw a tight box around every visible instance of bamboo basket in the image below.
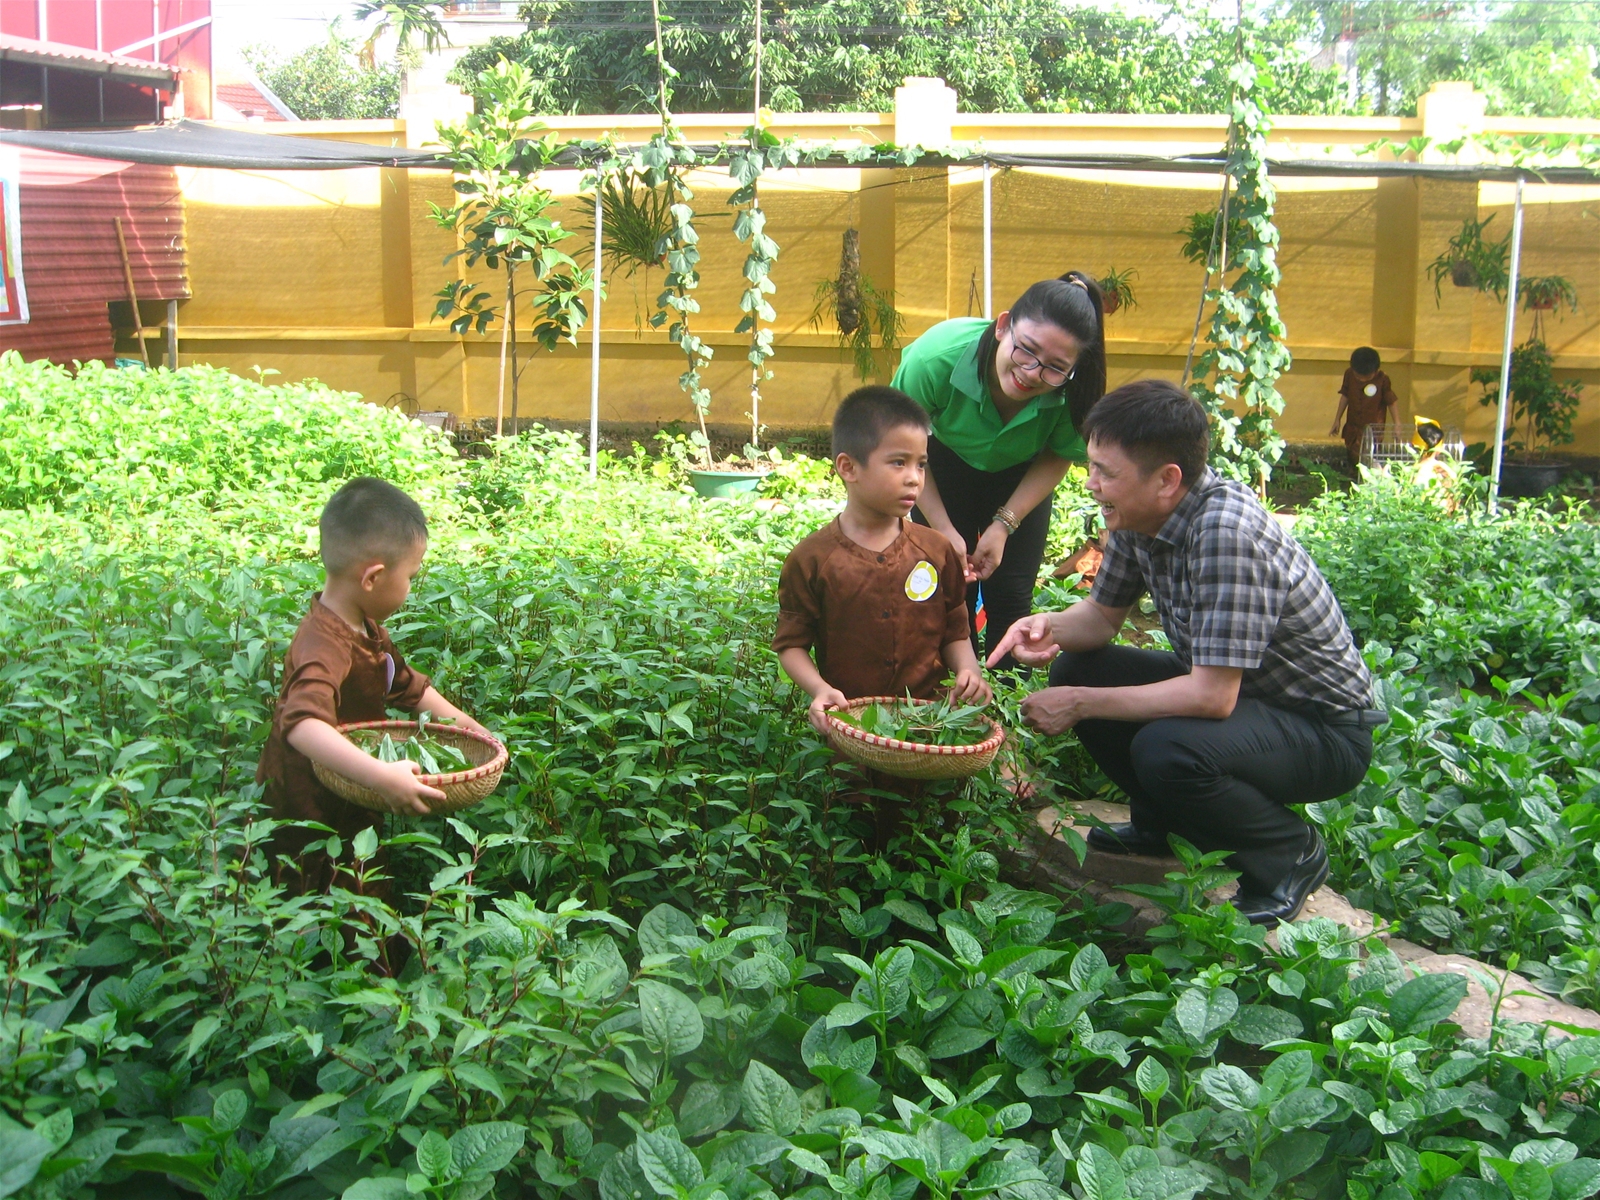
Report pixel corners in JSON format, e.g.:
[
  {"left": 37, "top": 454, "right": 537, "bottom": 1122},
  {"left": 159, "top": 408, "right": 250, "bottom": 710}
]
[
  {"left": 823, "top": 697, "right": 1005, "bottom": 781},
  {"left": 313, "top": 720, "right": 508, "bottom": 815}
]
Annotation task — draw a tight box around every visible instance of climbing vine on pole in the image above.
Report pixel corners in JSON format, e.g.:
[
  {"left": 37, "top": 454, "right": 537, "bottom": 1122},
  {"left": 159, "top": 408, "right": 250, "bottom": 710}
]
[
  {"left": 728, "top": 125, "right": 799, "bottom": 456},
  {"left": 641, "top": 0, "right": 714, "bottom": 467},
  {"left": 1188, "top": 59, "right": 1291, "bottom": 493}
]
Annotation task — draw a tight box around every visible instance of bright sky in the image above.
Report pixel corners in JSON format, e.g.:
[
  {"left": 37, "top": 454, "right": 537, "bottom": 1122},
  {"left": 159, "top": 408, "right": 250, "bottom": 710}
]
[{"left": 210, "top": 0, "right": 365, "bottom": 61}]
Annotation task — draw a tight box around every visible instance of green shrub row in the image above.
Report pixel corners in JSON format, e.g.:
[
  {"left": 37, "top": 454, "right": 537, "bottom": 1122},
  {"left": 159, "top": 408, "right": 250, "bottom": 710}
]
[{"left": 6, "top": 359, "right": 1600, "bottom": 1200}]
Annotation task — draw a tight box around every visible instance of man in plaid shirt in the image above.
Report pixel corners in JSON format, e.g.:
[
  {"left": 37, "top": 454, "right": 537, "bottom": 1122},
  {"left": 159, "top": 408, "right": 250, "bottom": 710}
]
[{"left": 988, "top": 379, "right": 1381, "bottom": 924}]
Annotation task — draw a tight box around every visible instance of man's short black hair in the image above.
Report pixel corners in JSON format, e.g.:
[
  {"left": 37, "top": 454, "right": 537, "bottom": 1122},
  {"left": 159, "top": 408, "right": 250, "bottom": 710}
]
[
  {"left": 832, "top": 386, "right": 931, "bottom": 463},
  {"left": 1081, "top": 379, "right": 1211, "bottom": 486},
  {"left": 320, "top": 477, "right": 428, "bottom": 575},
  {"left": 1350, "top": 346, "right": 1381, "bottom": 375}
]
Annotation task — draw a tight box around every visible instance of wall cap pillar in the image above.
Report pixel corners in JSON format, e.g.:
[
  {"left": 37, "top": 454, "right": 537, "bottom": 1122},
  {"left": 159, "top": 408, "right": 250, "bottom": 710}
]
[
  {"left": 1418, "top": 82, "right": 1488, "bottom": 160},
  {"left": 894, "top": 77, "right": 958, "bottom": 150}
]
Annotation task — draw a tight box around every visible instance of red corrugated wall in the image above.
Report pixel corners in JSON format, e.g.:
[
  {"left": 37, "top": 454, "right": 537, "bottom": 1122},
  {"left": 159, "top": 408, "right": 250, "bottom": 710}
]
[{"left": 0, "top": 148, "right": 188, "bottom": 366}]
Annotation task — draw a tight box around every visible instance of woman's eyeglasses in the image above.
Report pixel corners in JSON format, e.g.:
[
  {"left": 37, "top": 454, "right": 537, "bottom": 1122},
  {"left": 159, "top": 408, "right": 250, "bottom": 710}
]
[{"left": 1008, "top": 335, "right": 1075, "bottom": 387}]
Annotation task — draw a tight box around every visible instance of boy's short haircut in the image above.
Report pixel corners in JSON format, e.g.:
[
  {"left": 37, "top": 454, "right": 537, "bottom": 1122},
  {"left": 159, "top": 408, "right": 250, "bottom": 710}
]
[
  {"left": 1350, "top": 346, "right": 1381, "bottom": 375},
  {"left": 1081, "top": 379, "right": 1211, "bottom": 486},
  {"left": 320, "top": 477, "right": 428, "bottom": 574},
  {"left": 832, "top": 386, "right": 931, "bottom": 463}
]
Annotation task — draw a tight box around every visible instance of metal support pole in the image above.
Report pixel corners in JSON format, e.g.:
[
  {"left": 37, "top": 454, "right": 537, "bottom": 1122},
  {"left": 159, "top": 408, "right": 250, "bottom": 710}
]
[
  {"left": 1488, "top": 174, "right": 1525, "bottom": 515},
  {"left": 165, "top": 299, "right": 176, "bottom": 369},
  {"left": 589, "top": 179, "right": 604, "bottom": 478},
  {"left": 981, "top": 159, "right": 993, "bottom": 320}
]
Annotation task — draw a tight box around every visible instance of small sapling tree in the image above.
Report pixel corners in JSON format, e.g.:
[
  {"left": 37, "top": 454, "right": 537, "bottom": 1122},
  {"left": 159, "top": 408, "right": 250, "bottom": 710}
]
[{"left": 430, "top": 59, "right": 592, "bottom": 437}]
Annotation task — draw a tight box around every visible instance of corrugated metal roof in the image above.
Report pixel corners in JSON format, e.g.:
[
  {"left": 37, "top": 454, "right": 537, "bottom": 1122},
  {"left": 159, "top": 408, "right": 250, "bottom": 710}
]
[
  {"left": 0, "top": 152, "right": 188, "bottom": 367},
  {"left": 0, "top": 33, "right": 179, "bottom": 84},
  {"left": 215, "top": 81, "right": 289, "bottom": 122}
]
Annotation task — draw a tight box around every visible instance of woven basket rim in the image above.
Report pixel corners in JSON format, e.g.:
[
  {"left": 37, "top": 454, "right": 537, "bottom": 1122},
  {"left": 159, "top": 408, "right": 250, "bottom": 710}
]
[
  {"left": 823, "top": 696, "right": 1004, "bottom": 758},
  {"left": 334, "top": 719, "right": 508, "bottom": 786}
]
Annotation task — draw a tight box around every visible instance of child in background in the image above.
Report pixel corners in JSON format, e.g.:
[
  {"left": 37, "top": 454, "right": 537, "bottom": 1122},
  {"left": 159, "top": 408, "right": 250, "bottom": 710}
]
[
  {"left": 256, "top": 477, "right": 488, "bottom": 895},
  {"left": 773, "top": 387, "right": 992, "bottom": 841},
  {"left": 1330, "top": 346, "right": 1400, "bottom": 471}
]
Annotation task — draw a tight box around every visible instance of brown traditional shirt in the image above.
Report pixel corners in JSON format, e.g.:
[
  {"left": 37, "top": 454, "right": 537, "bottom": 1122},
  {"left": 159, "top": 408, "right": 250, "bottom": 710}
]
[
  {"left": 256, "top": 595, "right": 431, "bottom": 843},
  {"left": 1339, "top": 368, "right": 1399, "bottom": 443},
  {"left": 773, "top": 519, "right": 970, "bottom": 701}
]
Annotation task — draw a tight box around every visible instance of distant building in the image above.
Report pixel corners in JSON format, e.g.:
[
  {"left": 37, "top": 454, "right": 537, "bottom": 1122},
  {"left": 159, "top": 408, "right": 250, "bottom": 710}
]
[
  {"left": 0, "top": 0, "right": 211, "bottom": 126},
  {"left": 213, "top": 58, "right": 294, "bottom": 122},
  {"left": 0, "top": 1, "right": 200, "bottom": 363}
]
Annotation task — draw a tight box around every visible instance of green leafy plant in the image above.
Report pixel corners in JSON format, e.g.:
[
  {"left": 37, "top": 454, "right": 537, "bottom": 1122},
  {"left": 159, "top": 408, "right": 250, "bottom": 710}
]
[
  {"left": 833, "top": 697, "right": 995, "bottom": 747},
  {"left": 429, "top": 59, "right": 593, "bottom": 435},
  {"left": 1187, "top": 58, "right": 1291, "bottom": 493},
  {"left": 1472, "top": 336, "right": 1584, "bottom": 459},
  {"left": 1095, "top": 266, "right": 1138, "bottom": 315},
  {"left": 811, "top": 230, "right": 903, "bottom": 382},
  {"left": 1177, "top": 209, "right": 1248, "bottom": 267},
  {"left": 243, "top": 29, "right": 400, "bottom": 120},
  {"left": 1427, "top": 214, "right": 1511, "bottom": 302},
  {"left": 17, "top": 354, "right": 1600, "bottom": 1199},
  {"left": 1521, "top": 273, "right": 1580, "bottom": 314},
  {"left": 591, "top": 166, "right": 674, "bottom": 280},
  {"left": 728, "top": 126, "right": 804, "bottom": 460},
  {"left": 369, "top": 715, "right": 475, "bottom": 775}
]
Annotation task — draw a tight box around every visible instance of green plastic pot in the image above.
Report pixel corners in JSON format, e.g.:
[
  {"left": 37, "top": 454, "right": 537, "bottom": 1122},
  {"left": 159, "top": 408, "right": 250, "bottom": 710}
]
[{"left": 690, "top": 469, "right": 767, "bottom": 500}]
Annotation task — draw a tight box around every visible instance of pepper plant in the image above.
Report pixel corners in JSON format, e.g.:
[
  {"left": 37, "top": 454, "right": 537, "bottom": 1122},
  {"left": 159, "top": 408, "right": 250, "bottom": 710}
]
[{"left": 1187, "top": 57, "right": 1291, "bottom": 494}]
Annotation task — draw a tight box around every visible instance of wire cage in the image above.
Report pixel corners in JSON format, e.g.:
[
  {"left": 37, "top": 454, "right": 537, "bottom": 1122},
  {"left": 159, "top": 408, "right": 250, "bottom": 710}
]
[{"left": 1359, "top": 423, "right": 1465, "bottom": 471}]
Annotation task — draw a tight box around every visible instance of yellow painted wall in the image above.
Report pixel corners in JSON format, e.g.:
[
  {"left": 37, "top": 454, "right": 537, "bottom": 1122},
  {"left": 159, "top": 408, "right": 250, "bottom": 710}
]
[{"left": 171, "top": 102, "right": 1600, "bottom": 454}]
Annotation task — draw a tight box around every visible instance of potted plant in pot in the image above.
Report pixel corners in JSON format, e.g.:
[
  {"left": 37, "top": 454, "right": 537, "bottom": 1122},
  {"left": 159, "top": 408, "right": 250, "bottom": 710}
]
[
  {"left": 810, "top": 228, "right": 904, "bottom": 382},
  {"left": 1427, "top": 215, "right": 1510, "bottom": 302},
  {"left": 1472, "top": 336, "right": 1584, "bottom": 496},
  {"left": 1097, "top": 266, "right": 1138, "bottom": 316},
  {"left": 1520, "top": 274, "right": 1579, "bottom": 315}
]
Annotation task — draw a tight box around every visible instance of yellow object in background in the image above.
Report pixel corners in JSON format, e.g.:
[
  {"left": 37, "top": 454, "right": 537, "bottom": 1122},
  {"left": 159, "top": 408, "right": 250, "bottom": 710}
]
[{"left": 1414, "top": 416, "right": 1445, "bottom": 452}]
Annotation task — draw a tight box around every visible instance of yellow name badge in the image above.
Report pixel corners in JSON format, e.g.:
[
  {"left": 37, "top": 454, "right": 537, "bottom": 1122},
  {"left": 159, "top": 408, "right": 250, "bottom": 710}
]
[{"left": 905, "top": 560, "right": 939, "bottom": 602}]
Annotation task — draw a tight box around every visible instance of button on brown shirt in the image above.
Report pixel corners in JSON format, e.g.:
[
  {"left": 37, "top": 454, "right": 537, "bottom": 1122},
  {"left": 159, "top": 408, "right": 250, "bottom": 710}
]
[
  {"left": 773, "top": 519, "right": 970, "bottom": 701},
  {"left": 1338, "top": 368, "right": 1399, "bottom": 457},
  {"left": 256, "top": 595, "right": 431, "bottom": 840}
]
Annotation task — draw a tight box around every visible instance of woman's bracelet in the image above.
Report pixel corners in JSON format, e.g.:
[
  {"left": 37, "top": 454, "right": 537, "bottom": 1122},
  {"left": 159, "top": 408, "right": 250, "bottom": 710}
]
[{"left": 992, "top": 506, "right": 1021, "bottom": 535}]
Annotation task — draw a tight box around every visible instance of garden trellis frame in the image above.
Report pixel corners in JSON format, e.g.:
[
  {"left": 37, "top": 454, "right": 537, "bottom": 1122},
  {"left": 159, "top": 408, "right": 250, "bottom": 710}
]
[{"left": 4, "top": 120, "right": 1594, "bottom": 501}]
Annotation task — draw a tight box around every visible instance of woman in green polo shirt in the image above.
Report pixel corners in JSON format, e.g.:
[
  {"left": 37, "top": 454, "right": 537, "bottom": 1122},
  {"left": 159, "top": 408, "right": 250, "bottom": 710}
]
[{"left": 892, "top": 271, "right": 1106, "bottom": 667}]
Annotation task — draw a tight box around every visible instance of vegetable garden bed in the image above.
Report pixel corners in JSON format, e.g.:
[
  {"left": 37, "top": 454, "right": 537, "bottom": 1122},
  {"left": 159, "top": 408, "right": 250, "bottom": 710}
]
[{"left": 11, "top": 360, "right": 1600, "bottom": 1200}]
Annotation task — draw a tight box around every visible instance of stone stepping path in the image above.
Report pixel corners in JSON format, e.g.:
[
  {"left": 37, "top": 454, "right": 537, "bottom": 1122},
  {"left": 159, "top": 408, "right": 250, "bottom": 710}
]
[{"left": 1004, "top": 798, "right": 1600, "bottom": 1040}]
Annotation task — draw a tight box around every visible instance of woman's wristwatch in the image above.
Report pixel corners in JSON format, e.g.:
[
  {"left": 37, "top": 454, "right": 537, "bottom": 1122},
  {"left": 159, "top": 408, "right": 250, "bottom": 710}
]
[{"left": 992, "top": 506, "right": 1021, "bottom": 535}]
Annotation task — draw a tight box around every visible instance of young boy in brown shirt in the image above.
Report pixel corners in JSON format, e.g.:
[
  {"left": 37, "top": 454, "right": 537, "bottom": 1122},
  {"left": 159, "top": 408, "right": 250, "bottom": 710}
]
[
  {"left": 256, "top": 477, "right": 487, "bottom": 892},
  {"left": 1330, "top": 346, "right": 1400, "bottom": 471},
  {"left": 773, "top": 386, "right": 992, "bottom": 733}
]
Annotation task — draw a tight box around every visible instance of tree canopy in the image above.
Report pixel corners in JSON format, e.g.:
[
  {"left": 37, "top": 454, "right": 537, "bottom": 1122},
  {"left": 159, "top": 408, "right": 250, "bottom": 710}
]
[
  {"left": 244, "top": 29, "right": 401, "bottom": 121},
  {"left": 447, "top": 0, "right": 1600, "bottom": 118}
]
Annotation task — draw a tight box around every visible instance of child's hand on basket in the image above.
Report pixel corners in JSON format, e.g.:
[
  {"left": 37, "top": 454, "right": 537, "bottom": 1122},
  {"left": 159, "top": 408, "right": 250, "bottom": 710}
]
[
  {"left": 949, "top": 668, "right": 992, "bottom": 705},
  {"left": 808, "top": 686, "right": 851, "bottom": 735},
  {"left": 372, "top": 759, "right": 446, "bottom": 816}
]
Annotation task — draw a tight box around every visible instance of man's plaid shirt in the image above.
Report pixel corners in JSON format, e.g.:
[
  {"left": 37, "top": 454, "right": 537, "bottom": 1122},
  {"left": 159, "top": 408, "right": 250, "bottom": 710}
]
[{"left": 1089, "top": 468, "right": 1373, "bottom": 718}]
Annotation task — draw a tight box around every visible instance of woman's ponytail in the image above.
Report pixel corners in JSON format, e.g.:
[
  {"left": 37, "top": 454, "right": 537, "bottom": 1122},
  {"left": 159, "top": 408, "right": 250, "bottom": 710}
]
[{"left": 1007, "top": 270, "right": 1107, "bottom": 432}]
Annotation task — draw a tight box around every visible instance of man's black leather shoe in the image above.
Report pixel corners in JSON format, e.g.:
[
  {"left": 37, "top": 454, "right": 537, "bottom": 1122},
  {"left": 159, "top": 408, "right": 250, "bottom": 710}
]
[
  {"left": 1086, "top": 821, "right": 1171, "bottom": 857},
  {"left": 1232, "top": 829, "right": 1329, "bottom": 925}
]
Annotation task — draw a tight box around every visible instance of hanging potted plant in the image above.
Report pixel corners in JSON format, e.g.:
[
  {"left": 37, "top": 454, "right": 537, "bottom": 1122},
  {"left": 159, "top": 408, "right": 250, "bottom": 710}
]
[
  {"left": 1097, "top": 266, "right": 1138, "bottom": 316},
  {"left": 1520, "top": 274, "right": 1579, "bottom": 314},
  {"left": 1177, "top": 209, "right": 1248, "bottom": 267},
  {"left": 810, "top": 229, "right": 904, "bottom": 381},
  {"left": 1473, "top": 336, "right": 1583, "bottom": 496},
  {"left": 1426, "top": 215, "right": 1510, "bottom": 302}
]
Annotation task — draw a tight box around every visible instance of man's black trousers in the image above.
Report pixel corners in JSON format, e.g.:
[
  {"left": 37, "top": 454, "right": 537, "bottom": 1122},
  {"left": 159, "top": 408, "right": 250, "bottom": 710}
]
[
  {"left": 1050, "top": 645, "right": 1373, "bottom": 895},
  {"left": 913, "top": 437, "right": 1052, "bottom": 670}
]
